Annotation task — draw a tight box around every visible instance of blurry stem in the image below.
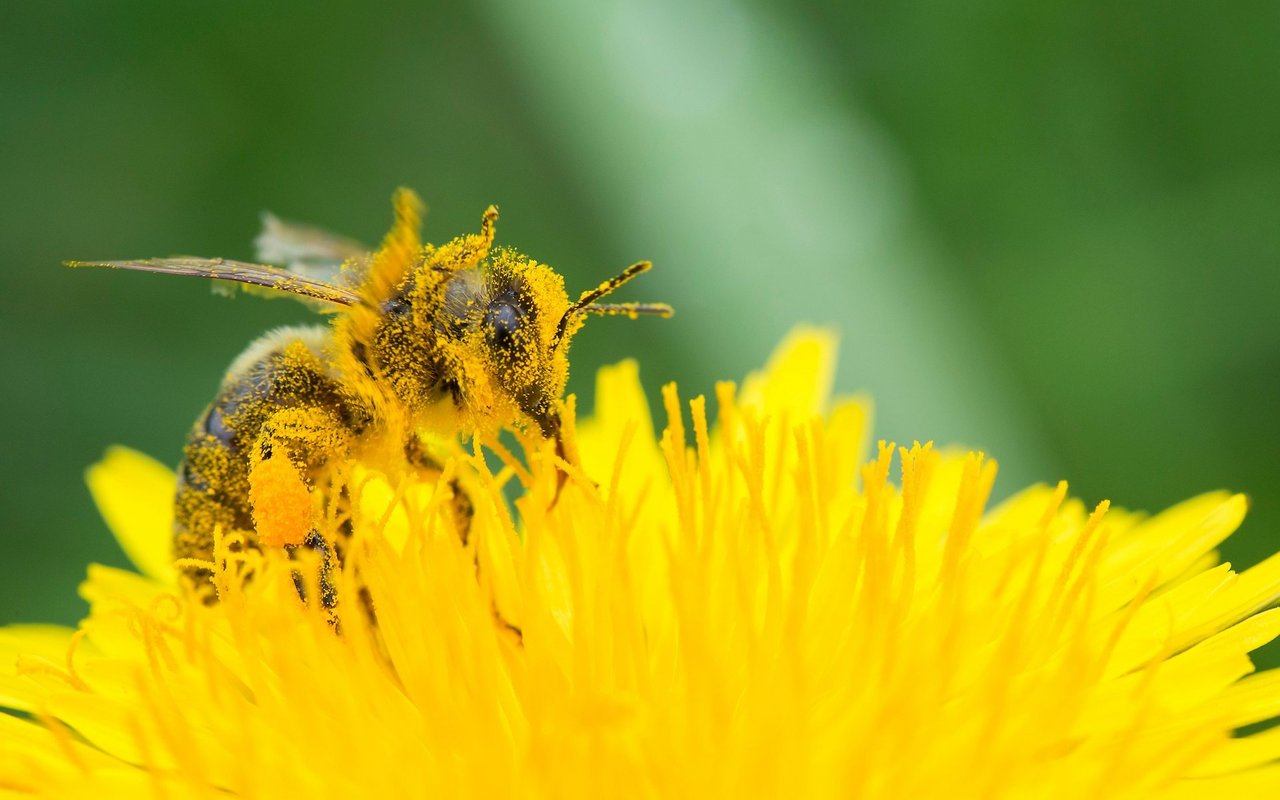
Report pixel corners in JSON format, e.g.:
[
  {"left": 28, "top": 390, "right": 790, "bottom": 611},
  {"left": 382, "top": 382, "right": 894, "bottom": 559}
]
[{"left": 477, "top": 0, "right": 1053, "bottom": 486}]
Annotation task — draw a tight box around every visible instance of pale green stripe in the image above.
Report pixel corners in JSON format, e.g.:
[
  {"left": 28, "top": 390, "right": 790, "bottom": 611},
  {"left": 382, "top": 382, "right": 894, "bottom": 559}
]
[{"left": 475, "top": 0, "right": 1053, "bottom": 486}]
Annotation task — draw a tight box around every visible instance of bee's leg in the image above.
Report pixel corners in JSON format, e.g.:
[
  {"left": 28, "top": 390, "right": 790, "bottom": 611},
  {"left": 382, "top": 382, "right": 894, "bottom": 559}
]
[
  {"left": 431, "top": 205, "right": 500, "bottom": 270},
  {"left": 543, "top": 410, "right": 600, "bottom": 505},
  {"left": 552, "top": 423, "right": 569, "bottom": 505},
  {"left": 175, "top": 416, "right": 261, "bottom": 604},
  {"left": 249, "top": 406, "right": 355, "bottom": 610},
  {"left": 404, "top": 434, "right": 521, "bottom": 642},
  {"left": 287, "top": 531, "right": 337, "bottom": 610},
  {"left": 403, "top": 435, "right": 474, "bottom": 546},
  {"left": 478, "top": 204, "right": 498, "bottom": 252},
  {"left": 328, "top": 497, "right": 379, "bottom": 631},
  {"left": 533, "top": 408, "right": 570, "bottom": 507}
]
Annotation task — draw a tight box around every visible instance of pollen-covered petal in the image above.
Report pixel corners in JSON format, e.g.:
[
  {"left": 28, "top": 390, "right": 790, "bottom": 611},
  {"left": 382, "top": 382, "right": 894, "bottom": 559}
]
[{"left": 85, "top": 446, "right": 177, "bottom": 584}]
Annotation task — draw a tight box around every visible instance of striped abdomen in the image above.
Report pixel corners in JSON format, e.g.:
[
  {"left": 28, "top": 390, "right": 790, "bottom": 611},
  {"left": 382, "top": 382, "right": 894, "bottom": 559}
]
[{"left": 173, "top": 326, "right": 371, "bottom": 602}]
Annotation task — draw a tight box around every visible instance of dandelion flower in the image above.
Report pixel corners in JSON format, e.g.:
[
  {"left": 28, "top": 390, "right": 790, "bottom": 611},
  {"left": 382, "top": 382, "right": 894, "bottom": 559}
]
[{"left": 4, "top": 328, "right": 1280, "bottom": 797}]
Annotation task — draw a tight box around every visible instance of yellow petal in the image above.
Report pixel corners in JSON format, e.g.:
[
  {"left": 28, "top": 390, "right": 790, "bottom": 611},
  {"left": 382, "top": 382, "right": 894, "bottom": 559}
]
[
  {"left": 4, "top": 324, "right": 1280, "bottom": 796},
  {"left": 739, "top": 326, "right": 837, "bottom": 419},
  {"left": 0, "top": 712, "right": 125, "bottom": 789},
  {"left": 1191, "top": 724, "right": 1280, "bottom": 776},
  {"left": 0, "top": 624, "right": 76, "bottom": 665},
  {"left": 85, "top": 446, "right": 177, "bottom": 584},
  {"left": 0, "top": 625, "right": 79, "bottom": 712},
  {"left": 577, "top": 360, "right": 655, "bottom": 476},
  {"left": 1207, "top": 669, "right": 1280, "bottom": 730},
  {"left": 79, "top": 564, "right": 170, "bottom": 613}
]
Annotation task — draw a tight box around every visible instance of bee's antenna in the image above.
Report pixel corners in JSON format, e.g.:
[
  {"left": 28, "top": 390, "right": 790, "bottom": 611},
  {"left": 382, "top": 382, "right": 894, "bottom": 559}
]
[
  {"left": 551, "top": 261, "right": 671, "bottom": 351},
  {"left": 581, "top": 302, "right": 675, "bottom": 318}
]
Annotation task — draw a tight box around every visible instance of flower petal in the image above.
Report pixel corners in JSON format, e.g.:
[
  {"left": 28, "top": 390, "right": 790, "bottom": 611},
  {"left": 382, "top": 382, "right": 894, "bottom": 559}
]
[
  {"left": 739, "top": 326, "right": 837, "bottom": 419},
  {"left": 0, "top": 624, "right": 76, "bottom": 665},
  {"left": 85, "top": 446, "right": 177, "bottom": 584}
]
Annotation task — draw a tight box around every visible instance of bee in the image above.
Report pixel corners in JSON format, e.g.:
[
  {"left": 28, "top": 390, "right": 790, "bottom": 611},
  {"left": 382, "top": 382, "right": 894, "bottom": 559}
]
[{"left": 71, "top": 188, "right": 671, "bottom": 606}]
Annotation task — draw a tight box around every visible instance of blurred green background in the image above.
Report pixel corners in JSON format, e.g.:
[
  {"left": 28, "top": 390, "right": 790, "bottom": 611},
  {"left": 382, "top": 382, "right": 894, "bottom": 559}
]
[{"left": 1, "top": 2, "right": 1277, "bottom": 666}]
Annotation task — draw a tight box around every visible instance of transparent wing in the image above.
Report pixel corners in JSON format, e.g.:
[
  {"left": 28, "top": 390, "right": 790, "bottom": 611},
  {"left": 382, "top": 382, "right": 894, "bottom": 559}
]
[
  {"left": 254, "top": 212, "right": 370, "bottom": 288},
  {"left": 67, "top": 257, "right": 361, "bottom": 307}
]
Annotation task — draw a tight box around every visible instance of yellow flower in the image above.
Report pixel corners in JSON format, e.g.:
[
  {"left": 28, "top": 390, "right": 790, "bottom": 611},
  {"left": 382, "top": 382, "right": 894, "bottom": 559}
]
[{"left": 4, "top": 328, "right": 1280, "bottom": 798}]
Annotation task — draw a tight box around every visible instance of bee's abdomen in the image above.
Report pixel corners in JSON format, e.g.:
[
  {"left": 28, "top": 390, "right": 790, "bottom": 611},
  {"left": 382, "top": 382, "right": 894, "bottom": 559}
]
[
  {"left": 173, "top": 327, "right": 371, "bottom": 603},
  {"left": 173, "top": 407, "right": 254, "bottom": 600}
]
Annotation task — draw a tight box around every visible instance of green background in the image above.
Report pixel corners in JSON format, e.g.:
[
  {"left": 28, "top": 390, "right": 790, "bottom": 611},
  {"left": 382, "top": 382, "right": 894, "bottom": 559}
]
[{"left": 1, "top": 2, "right": 1277, "bottom": 666}]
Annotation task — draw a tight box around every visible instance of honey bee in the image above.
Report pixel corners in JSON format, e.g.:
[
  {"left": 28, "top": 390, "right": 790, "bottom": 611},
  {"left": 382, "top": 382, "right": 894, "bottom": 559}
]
[{"left": 72, "top": 189, "right": 671, "bottom": 606}]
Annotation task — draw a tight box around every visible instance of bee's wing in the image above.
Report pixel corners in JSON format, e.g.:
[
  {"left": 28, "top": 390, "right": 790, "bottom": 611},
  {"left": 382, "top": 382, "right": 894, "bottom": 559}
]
[
  {"left": 254, "top": 213, "right": 371, "bottom": 287},
  {"left": 68, "top": 257, "right": 361, "bottom": 307}
]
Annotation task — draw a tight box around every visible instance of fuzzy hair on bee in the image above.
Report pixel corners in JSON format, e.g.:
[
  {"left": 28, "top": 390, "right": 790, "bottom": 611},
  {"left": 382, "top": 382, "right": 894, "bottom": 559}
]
[{"left": 70, "top": 189, "right": 671, "bottom": 606}]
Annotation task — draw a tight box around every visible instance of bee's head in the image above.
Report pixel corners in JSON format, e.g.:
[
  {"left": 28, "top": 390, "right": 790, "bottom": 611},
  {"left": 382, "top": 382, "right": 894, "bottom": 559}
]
[
  {"left": 433, "top": 248, "right": 671, "bottom": 441},
  {"left": 436, "top": 249, "right": 576, "bottom": 438},
  {"left": 344, "top": 197, "right": 670, "bottom": 442}
]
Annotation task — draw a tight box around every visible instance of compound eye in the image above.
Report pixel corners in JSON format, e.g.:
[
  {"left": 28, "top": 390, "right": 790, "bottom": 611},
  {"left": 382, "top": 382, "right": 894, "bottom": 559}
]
[
  {"left": 484, "top": 301, "right": 521, "bottom": 345},
  {"left": 380, "top": 295, "right": 412, "bottom": 320}
]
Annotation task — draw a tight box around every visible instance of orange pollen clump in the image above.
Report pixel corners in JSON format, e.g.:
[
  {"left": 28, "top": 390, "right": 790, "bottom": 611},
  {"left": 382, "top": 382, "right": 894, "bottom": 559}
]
[{"left": 248, "top": 449, "right": 313, "bottom": 548}]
